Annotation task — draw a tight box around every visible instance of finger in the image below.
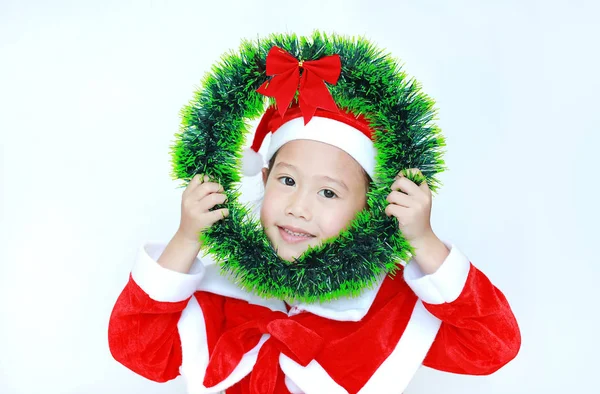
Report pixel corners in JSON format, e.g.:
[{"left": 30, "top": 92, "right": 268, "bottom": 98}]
[
  {"left": 405, "top": 168, "right": 430, "bottom": 191},
  {"left": 402, "top": 168, "right": 432, "bottom": 198},
  {"left": 398, "top": 168, "right": 423, "bottom": 178},
  {"left": 183, "top": 174, "right": 203, "bottom": 199},
  {"left": 184, "top": 174, "right": 203, "bottom": 194},
  {"left": 390, "top": 177, "right": 421, "bottom": 197},
  {"left": 385, "top": 203, "right": 408, "bottom": 222},
  {"left": 193, "top": 182, "right": 225, "bottom": 200},
  {"left": 206, "top": 208, "right": 230, "bottom": 225},
  {"left": 197, "top": 192, "right": 227, "bottom": 211},
  {"left": 419, "top": 180, "right": 431, "bottom": 196},
  {"left": 386, "top": 190, "right": 413, "bottom": 208}
]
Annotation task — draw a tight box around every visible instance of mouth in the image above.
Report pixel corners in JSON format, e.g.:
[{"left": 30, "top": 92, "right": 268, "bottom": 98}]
[{"left": 277, "top": 225, "right": 316, "bottom": 244}]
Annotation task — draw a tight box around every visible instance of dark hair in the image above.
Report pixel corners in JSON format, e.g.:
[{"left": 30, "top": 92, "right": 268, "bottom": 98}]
[{"left": 265, "top": 149, "right": 373, "bottom": 191}]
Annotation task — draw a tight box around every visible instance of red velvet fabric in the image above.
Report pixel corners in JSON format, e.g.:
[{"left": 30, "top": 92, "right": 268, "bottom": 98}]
[
  {"left": 201, "top": 307, "right": 326, "bottom": 392},
  {"left": 421, "top": 264, "right": 522, "bottom": 375},
  {"left": 256, "top": 46, "right": 341, "bottom": 122},
  {"left": 193, "top": 278, "right": 414, "bottom": 393},
  {"left": 108, "top": 275, "right": 187, "bottom": 382},
  {"left": 108, "top": 263, "right": 521, "bottom": 393},
  {"left": 314, "top": 277, "right": 418, "bottom": 393}
]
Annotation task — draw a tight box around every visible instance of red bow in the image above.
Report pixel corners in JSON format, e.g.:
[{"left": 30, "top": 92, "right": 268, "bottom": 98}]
[
  {"left": 257, "top": 46, "right": 341, "bottom": 124},
  {"left": 203, "top": 310, "right": 324, "bottom": 394}
]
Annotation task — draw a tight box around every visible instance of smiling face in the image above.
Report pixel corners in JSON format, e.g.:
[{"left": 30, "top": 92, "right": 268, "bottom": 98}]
[{"left": 260, "top": 139, "right": 370, "bottom": 262}]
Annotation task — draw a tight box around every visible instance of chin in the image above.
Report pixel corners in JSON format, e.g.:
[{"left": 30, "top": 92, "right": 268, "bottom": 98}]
[
  {"left": 278, "top": 253, "right": 297, "bottom": 262},
  {"left": 273, "top": 243, "right": 312, "bottom": 262},
  {"left": 277, "top": 242, "right": 322, "bottom": 262},
  {"left": 281, "top": 251, "right": 309, "bottom": 262},
  {"left": 272, "top": 245, "right": 302, "bottom": 262}
]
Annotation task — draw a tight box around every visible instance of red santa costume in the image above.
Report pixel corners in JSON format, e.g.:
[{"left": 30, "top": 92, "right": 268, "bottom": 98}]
[{"left": 108, "top": 95, "right": 522, "bottom": 392}]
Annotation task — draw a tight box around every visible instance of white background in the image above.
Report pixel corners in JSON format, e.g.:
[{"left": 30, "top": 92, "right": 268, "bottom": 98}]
[{"left": 1, "top": 0, "right": 598, "bottom": 393}]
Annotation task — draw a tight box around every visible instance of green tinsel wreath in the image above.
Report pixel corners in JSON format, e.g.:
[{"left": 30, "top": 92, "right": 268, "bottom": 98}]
[{"left": 169, "top": 31, "right": 447, "bottom": 303}]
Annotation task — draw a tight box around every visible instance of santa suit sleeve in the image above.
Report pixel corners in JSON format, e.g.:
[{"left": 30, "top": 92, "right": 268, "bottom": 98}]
[
  {"left": 108, "top": 242, "right": 205, "bottom": 382},
  {"left": 403, "top": 241, "right": 521, "bottom": 375}
]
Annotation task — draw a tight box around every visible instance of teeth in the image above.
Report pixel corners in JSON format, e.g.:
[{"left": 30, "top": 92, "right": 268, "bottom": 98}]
[{"left": 283, "top": 228, "right": 313, "bottom": 237}]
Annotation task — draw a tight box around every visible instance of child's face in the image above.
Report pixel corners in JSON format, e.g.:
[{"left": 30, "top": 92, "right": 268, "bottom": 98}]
[{"left": 260, "top": 139, "right": 368, "bottom": 262}]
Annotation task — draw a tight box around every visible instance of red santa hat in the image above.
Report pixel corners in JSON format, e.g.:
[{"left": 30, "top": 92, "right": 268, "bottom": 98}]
[{"left": 242, "top": 46, "right": 377, "bottom": 178}]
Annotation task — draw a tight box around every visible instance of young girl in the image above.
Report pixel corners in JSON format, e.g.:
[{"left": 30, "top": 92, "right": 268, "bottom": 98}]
[{"left": 108, "top": 34, "right": 521, "bottom": 394}]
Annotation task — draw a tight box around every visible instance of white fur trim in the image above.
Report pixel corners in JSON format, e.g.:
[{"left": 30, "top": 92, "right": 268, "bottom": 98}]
[
  {"left": 280, "top": 356, "right": 347, "bottom": 394},
  {"left": 131, "top": 241, "right": 452, "bottom": 393},
  {"left": 203, "top": 334, "right": 270, "bottom": 393},
  {"left": 285, "top": 375, "right": 305, "bottom": 394},
  {"left": 131, "top": 242, "right": 205, "bottom": 302},
  {"left": 242, "top": 148, "right": 265, "bottom": 176},
  {"left": 403, "top": 241, "right": 471, "bottom": 305},
  {"left": 279, "top": 301, "right": 442, "bottom": 394},
  {"left": 197, "top": 262, "right": 379, "bottom": 321},
  {"left": 266, "top": 117, "right": 376, "bottom": 178},
  {"left": 289, "top": 274, "right": 385, "bottom": 322},
  {"left": 178, "top": 295, "right": 270, "bottom": 393},
  {"left": 177, "top": 296, "right": 212, "bottom": 393},
  {"left": 358, "top": 301, "right": 441, "bottom": 393},
  {"left": 198, "top": 264, "right": 287, "bottom": 312}
]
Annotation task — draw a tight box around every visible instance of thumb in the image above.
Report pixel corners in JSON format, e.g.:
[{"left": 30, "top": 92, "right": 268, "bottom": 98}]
[{"left": 419, "top": 179, "right": 432, "bottom": 197}]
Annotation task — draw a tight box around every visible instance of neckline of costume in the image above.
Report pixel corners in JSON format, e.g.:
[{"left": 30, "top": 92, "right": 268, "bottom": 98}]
[{"left": 197, "top": 263, "right": 386, "bottom": 322}]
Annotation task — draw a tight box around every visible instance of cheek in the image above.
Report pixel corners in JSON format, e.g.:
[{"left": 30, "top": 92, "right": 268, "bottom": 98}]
[
  {"left": 317, "top": 203, "right": 360, "bottom": 238},
  {"left": 260, "top": 187, "right": 280, "bottom": 225}
]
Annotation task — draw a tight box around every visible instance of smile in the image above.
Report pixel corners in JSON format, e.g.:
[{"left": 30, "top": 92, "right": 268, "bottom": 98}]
[{"left": 277, "top": 226, "right": 316, "bottom": 244}]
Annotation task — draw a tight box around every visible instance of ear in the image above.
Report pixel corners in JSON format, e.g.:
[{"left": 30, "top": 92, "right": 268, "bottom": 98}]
[{"left": 261, "top": 167, "right": 269, "bottom": 186}]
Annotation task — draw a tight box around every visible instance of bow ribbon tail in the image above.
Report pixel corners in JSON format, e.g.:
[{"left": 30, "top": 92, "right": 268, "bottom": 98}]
[
  {"left": 297, "top": 55, "right": 341, "bottom": 123},
  {"left": 249, "top": 341, "right": 281, "bottom": 394},
  {"left": 298, "top": 69, "right": 339, "bottom": 124},
  {"left": 203, "top": 324, "right": 263, "bottom": 388}
]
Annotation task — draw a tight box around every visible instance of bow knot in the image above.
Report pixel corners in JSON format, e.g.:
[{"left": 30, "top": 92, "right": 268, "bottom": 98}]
[
  {"left": 257, "top": 46, "right": 341, "bottom": 124},
  {"left": 203, "top": 311, "right": 324, "bottom": 394}
]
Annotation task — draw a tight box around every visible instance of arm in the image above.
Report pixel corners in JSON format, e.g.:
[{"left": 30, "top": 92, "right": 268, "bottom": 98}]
[
  {"left": 108, "top": 236, "right": 206, "bottom": 382},
  {"left": 158, "top": 230, "right": 203, "bottom": 273},
  {"left": 404, "top": 241, "right": 521, "bottom": 375}
]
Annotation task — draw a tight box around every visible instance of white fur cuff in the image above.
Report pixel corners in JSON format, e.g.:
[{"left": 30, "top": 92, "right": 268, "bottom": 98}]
[
  {"left": 403, "top": 241, "right": 471, "bottom": 305},
  {"left": 131, "top": 242, "right": 205, "bottom": 302}
]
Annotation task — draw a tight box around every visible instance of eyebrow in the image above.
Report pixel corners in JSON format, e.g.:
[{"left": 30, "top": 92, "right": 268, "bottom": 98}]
[{"left": 274, "top": 162, "right": 349, "bottom": 192}]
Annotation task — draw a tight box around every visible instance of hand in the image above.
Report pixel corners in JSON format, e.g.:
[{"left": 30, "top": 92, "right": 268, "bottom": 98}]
[
  {"left": 177, "top": 174, "right": 229, "bottom": 245},
  {"left": 385, "top": 168, "right": 434, "bottom": 243}
]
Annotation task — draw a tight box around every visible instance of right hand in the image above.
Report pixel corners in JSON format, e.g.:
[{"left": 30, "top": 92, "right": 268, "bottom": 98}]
[{"left": 177, "top": 174, "right": 229, "bottom": 244}]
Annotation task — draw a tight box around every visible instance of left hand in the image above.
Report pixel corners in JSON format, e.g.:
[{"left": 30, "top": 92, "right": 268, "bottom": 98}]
[{"left": 385, "top": 168, "right": 434, "bottom": 242}]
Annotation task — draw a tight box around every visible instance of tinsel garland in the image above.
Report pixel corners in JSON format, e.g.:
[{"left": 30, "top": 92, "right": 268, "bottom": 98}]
[{"left": 169, "top": 31, "right": 447, "bottom": 302}]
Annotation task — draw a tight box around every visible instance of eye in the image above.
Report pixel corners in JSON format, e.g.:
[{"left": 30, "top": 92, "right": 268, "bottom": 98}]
[
  {"left": 318, "top": 189, "right": 338, "bottom": 199},
  {"left": 278, "top": 176, "right": 295, "bottom": 186}
]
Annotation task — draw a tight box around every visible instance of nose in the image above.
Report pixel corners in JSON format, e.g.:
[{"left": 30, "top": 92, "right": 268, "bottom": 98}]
[{"left": 285, "top": 190, "right": 312, "bottom": 221}]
